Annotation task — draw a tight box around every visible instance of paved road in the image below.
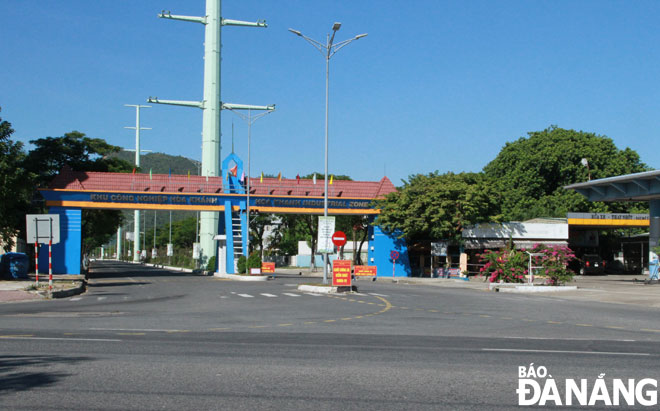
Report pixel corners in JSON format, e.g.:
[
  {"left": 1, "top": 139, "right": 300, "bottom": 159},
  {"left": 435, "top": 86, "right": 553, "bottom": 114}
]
[{"left": 2, "top": 261, "right": 660, "bottom": 410}]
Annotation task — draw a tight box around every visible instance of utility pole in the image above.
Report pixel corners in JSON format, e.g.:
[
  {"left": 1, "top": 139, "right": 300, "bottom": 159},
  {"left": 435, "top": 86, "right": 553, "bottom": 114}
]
[
  {"left": 148, "top": 0, "right": 271, "bottom": 270},
  {"left": 124, "top": 104, "right": 151, "bottom": 262}
]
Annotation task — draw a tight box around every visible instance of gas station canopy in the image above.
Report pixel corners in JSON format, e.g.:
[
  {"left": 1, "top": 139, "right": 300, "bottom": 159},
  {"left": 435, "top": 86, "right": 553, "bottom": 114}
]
[{"left": 565, "top": 170, "right": 660, "bottom": 202}]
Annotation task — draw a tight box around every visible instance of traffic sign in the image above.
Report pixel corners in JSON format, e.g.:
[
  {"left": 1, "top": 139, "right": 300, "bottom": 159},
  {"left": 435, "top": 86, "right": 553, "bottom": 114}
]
[
  {"left": 332, "top": 260, "right": 352, "bottom": 286},
  {"left": 26, "top": 214, "right": 60, "bottom": 244},
  {"left": 390, "top": 250, "right": 400, "bottom": 260},
  {"left": 331, "top": 231, "right": 347, "bottom": 247}
]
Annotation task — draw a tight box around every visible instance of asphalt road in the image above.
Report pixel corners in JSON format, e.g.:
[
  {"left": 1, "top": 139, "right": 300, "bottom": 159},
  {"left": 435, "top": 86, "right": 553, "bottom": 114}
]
[{"left": 2, "top": 261, "right": 660, "bottom": 410}]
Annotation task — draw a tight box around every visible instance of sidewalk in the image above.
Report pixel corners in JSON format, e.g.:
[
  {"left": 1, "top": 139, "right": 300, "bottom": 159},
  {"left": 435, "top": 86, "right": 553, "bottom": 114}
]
[{"left": 0, "top": 274, "right": 86, "bottom": 303}]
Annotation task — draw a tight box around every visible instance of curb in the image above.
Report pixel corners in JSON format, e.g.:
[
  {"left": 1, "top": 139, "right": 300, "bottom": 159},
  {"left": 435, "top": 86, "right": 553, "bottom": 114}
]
[
  {"left": 297, "top": 284, "right": 357, "bottom": 294},
  {"left": 213, "top": 273, "right": 270, "bottom": 282},
  {"left": 298, "top": 284, "right": 336, "bottom": 294},
  {"left": 37, "top": 280, "right": 86, "bottom": 299},
  {"left": 492, "top": 284, "right": 578, "bottom": 293}
]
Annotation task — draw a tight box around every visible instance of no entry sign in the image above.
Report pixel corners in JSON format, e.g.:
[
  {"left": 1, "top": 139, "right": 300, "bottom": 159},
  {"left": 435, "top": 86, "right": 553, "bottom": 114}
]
[{"left": 332, "top": 231, "right": 347, "bottom": 247}]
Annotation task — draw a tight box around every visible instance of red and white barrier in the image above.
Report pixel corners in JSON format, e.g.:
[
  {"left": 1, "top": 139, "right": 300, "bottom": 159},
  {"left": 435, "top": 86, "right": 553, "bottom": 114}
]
[
  {"left": 34, "top": 242, "right": 39, "bottom": 286},
  {"left": 48, "top": 240, "right": 53, "bottom": 291}
]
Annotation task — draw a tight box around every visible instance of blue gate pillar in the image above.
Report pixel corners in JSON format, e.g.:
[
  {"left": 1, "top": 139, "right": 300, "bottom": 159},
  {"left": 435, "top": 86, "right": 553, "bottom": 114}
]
[
  {"left": 368, "top": 219, "right": 411, "bottom": 278},
  {"left": 39, "top": 207, "right": 82, "bottom": 275},
  {"left": 224, "top": 200, "right": 235, "bottom": 274}
]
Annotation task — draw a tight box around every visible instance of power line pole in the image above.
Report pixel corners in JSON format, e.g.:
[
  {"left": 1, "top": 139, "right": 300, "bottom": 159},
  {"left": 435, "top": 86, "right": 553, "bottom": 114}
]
[
  {"left": 124, "top": 104, "right": 151, "bottom": 262},
  {"left": 147, "top": 0, "right": 271, "bottom": 272}
]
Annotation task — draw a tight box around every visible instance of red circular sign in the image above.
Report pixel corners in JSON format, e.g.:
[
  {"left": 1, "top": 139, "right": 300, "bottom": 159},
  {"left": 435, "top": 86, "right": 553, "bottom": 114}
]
[
  {"left": 390, "top": 250, "right": 400, "bottom": 260},
  {"left": 332, "top": 231, "right": 347, "bottom": 247}
]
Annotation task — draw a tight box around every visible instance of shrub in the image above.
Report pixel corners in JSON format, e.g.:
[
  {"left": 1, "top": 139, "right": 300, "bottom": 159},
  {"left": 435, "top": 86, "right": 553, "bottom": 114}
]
[
  {"left": 247, "top": 252, "right": 262, "bottom": 272},
  {"left": 479, "top": 243, "right": 576, "bottom": 285},
  {"left": 237, "top": 255, "right": 247, "bottom": 274},
  {"left": 479, "top": 248, "right": 527, "bottom": 283},
  {"left": 530, "top": 244, "right": 576, "bottom": 286},
  {"left": 206, "top": 256, "right": 216, "bottom": 272}
]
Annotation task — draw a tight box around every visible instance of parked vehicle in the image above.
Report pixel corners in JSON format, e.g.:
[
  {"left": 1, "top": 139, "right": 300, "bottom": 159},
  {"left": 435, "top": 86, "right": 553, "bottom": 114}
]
[{"left": 580, "top": 254, "right": 605, "bottom": 275}]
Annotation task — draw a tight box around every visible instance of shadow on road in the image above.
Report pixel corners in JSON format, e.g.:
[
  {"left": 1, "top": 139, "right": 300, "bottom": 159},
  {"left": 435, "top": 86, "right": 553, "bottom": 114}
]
[
  {"left": 0, "top": 354, "right": 90, "bottom": 393},
  {"left": 89, "top": 260, "right": 206, "bottom": 280}
]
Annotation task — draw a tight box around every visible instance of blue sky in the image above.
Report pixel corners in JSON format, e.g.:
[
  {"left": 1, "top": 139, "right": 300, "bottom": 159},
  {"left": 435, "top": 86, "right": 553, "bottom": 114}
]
[{"left": 2, "top": 0, "right": 660, "bottom": 185}]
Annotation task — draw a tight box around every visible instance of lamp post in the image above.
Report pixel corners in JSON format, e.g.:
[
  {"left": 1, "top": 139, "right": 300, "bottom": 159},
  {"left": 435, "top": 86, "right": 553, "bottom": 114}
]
[
  {"left": 289, "top": 23, "right": 367, "bottom": 284},
  {"left": 226, "top": 106, "right": 275, "bottom": 257}
]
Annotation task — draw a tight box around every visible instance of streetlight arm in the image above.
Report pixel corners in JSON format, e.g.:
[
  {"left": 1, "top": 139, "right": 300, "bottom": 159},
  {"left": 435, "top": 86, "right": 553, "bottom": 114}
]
[
  {"left": 289, "top": 29, "right": 327, "bottom": 56},
  {"left": 330, "top": 34, "right": 368, "bottom": 57}
]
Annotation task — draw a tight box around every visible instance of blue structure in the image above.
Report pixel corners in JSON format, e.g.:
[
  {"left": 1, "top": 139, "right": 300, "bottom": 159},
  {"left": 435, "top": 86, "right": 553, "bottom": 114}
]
[
  {"left": 368, "top": 224, "right": 411, "bottom": 277},
  {"left": 37, "top": 207, "right": 82, "bottom": 275}
]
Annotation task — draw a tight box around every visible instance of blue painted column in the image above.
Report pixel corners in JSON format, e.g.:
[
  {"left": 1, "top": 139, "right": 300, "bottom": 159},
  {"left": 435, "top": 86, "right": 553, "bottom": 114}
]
[
  {"left": 368, "top": 220, "right": 411, "bottom": 278},
  {"left": 39, "top": 207, "right": 82, "bottom": 275},
  {"left": 224, "top": 200, "right": 235, "bottom": 273},
  {"left": 239, "top": 200, "right": 248, "bottom": 257}
]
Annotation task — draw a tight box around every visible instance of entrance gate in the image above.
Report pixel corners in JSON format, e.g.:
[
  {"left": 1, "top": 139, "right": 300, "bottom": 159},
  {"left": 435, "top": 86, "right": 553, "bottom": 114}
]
[{"left": 39, "top": 158, "right": 411, "bottom": 277}]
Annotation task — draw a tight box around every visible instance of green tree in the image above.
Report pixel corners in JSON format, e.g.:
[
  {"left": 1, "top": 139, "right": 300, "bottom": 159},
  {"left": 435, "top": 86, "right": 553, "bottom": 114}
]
[
  {"left": 0, "top": 109, "right": 34, "bottom": 248},
  {"left": 248, "top": 212, "right": 277, "bottom": 259},
  {"left": 156, "top": 216, "right": 198, "bottom": 248},
  {"left": 335, "top": 215, "right": 370, "bottom": 264},
  {"left": 483, "top": 126, "right": 649, "bottom": 221},
  {"left": 374, "top": 172, "right": 500, "bottom": 244},
  {"left": 25, "top": 131, "right": 134, "bottom": 254}
]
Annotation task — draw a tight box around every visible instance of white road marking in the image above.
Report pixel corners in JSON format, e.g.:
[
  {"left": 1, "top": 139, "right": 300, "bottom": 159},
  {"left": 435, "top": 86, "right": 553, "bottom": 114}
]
[
  {"left": 304, "top": 293, "right": 322, "bottom": 296},
  {"left": 260, "top": 293, "right": 278, "bottom": 297},
  {"left": 482, "top": 348, "right": 650, "bottom": 356},
  {"left": 89, "top": 328, "right": 185, "bottom": 332},
  {"left": 97, "top": 296, "right": 107, "bottom": 301},
  {"left": 238, "top": 294, "right": 254, "bottom": 298},
  {"left": 0, "top": 336, "right": 121, "bottom": 342},
  {"left": 368, "top": 293, "right": 388, "bottom": 297},
  {"left": 220, "top": 296, "right": 228, "bottom": 299},
  {"left": 282, "top": 293, "right": 300, "bottom": 297},
  {"left": 285, "top": 284, "right": 297, "bottom": 287},
  {"left": 69, "top": 297, "right": 82, "bottom": 301}
]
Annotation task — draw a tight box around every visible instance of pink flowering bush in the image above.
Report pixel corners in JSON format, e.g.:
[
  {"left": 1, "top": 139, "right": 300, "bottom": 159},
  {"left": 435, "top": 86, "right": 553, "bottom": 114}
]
[
  {"left": 479, "top": 243, "right": 576, "bottom": 285},
  {"left": 530, "top": 243, "right": 576, "bottom": 285},
  {"left": 478, "top": 248, "right": 527, "bottom": 283}
]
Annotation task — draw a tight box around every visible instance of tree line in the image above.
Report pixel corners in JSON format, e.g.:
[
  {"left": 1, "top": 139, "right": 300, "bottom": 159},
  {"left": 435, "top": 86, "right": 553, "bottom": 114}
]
[
  {"left": 375, "top": 126, "right": 649, "bottom": 246},
  {"left": 0, "top": 106, "right": 650, "bottom": 260}
]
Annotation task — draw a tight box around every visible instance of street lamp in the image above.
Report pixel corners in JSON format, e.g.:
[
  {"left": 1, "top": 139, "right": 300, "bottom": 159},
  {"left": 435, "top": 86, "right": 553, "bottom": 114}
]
[
  {"left": 226, "top": 106, "right": 276, "bottom": 258},
  {"left": 289, "top": 23, "right": 367, "bottom": 284}
]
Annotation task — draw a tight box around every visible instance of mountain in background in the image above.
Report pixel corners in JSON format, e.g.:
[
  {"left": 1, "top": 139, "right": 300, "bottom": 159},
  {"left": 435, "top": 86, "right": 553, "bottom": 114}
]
[
  {"left": 110, "top": 151, "right": 203, "bottom": 236},
  {"left": 111, "top": 151, "right": 201, "bottom": 175}
]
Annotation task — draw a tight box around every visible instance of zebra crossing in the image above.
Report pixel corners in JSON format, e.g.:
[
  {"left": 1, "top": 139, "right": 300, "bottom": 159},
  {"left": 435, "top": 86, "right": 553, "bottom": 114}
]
[
  {"left": 226, "top": 292, "right": 313, "bottom": 299},
  {"left": 223, "top": 292, "right": 388, "bottom": 299}
]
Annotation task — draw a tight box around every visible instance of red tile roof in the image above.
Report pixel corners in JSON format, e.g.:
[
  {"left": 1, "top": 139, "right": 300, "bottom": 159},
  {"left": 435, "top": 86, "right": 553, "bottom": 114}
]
[{"left": 47, "top": 169, "right": 396, "bottom": 200}]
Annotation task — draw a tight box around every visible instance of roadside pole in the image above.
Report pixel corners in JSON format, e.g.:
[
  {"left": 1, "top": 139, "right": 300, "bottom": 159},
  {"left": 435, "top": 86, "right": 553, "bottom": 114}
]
[
  {"left": 390, "top": 250, "right": 400, "bottom": 280},
  {"left": 48, "top": 239, "right": 53, "bottom": 293},
  {"left": 34, "top": 242, "right": 39, "bottom": 286}
]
